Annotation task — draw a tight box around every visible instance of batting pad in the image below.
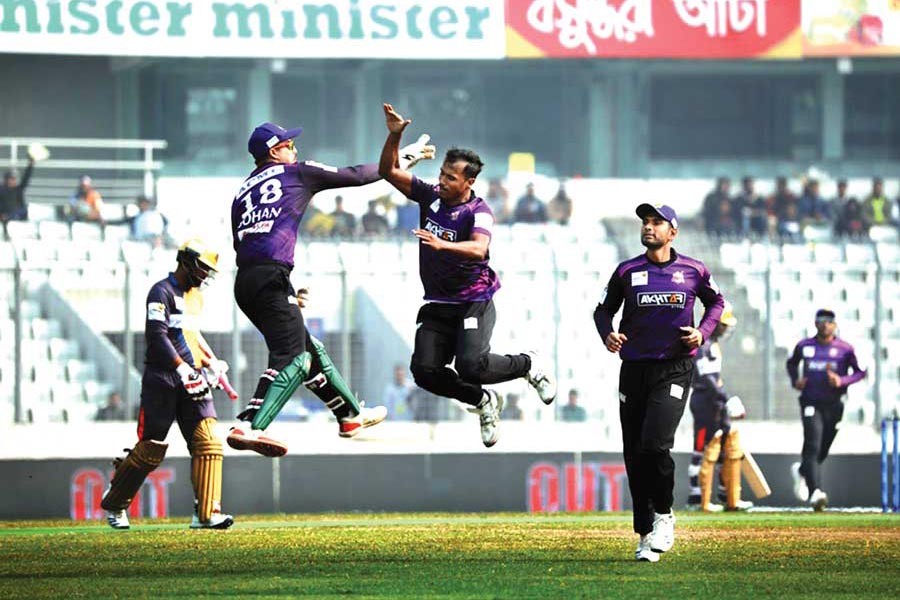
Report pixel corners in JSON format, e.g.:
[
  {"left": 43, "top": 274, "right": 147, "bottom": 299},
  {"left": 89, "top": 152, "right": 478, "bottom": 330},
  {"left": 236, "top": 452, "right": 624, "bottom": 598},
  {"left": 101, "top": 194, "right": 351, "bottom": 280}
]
[
  {"left": 252, "top": 351, "right": 312, "bottom": 431},
  {"left": 100, "top": 440, "right": 168, "bottom": 512},
  {"left": 722, "top": 430, "right": 744, "bottom": 508},
  {"left": 699, "top": 432, "right": 722, "bottom": 510},
  {"left": 305, "top": 334, "right": 361, "bottom": 416},
  {"left": 191, "top": 418, "right": 223, "bottom": 523}
]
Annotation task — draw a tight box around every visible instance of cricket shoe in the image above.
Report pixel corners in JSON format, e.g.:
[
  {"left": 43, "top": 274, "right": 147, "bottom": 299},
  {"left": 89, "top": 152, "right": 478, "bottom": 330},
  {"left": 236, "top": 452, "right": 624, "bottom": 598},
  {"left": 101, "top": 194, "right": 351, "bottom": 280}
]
[
  {"left": 339, "top": 403, "right": 388, "bottom": 438},
  {"left": 809, "top": 489, "right": 828, "bottom": 512},
  {"left": 105, "top": 509, "right": 130, "bottom": 530},
  {"left": 190, "top": 510, "right": 234, "bottom": 530},
  {"left": 702, "top": 503, "right": 724, "bottom": 513},
  {"left": 468, "top": 389, "right": 504, "bottom": 448},
  {"left": 226, "top": 427, "right": 288, "bottom": 457},
  {"left": 635, "top": 534, "right": 659, "bottom": 562},
  {"left": 790, "top": 462, "right": 809, "bottom": 502},
  {"left": 524, "top": 350, "right": 557, "bottom": 405},
  {"left": 726, "top": 499, "right": 754, "bottom": 511},
  {"left": 649, "top": 512, "right": 675, "bottom": 553}
]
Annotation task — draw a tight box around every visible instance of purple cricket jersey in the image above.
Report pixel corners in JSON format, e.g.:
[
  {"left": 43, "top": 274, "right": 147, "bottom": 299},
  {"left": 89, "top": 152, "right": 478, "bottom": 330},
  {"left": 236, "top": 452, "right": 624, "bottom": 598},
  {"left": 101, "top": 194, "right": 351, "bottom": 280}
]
[
  {"left": 786, "top": 337, "right": 866, "bottom": 404},
  {"left": 408, "top": 176, "right": 500, "bottom": 303},
  {"left": 231, "top": 160, "right": 380, "bottom": 267},
  {"left": 145, "top": 273, "right": 195, "bottom": 369},
  {"left": 593, "top": 250, "right": 725, "bottom": 362}
]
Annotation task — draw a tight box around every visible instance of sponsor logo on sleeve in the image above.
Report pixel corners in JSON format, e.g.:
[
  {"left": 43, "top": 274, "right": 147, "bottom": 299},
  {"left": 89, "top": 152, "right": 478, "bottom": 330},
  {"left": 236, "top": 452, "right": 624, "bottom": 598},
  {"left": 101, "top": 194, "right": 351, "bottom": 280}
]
[
  {"left": 147, "top": 302, "right": 166, "bottom": 322},
  {"left": 599, "top": 286, "right": 608, "bottom": 304},
  {"left": 637, "top": 291, "right": 686, "bottom": 308},
  {"left": 303, "top": 160, "right": 337, "bottom": 173},
  {"left": 631, "top": 271, "right": 648, "bottom": 286},
  {"left": 424, "top": 218, "right": 457, "bottom": 242},
  {"left": 473, "top": 211, "right": 494, "bottom": 231}
]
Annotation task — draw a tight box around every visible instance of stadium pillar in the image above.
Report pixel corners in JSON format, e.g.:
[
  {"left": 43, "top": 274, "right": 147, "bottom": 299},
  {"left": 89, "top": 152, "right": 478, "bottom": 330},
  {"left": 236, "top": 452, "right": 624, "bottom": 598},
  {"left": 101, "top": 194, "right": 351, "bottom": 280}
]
[
  {"left": 353, "top": 62, "right": 382, "bottom": 164},
  {"left": 822, "top": 67, "right": 845, "bottom": 161},
  {"left": 873, "top": 254, "right": 883, "bottom": 424},
  {"left": 245, "top": 62, "right": 272, "bottom": 139},
  {"left": 763, "top": 258, "right": 774, "bottom": 420},
  {"left": 587, "top": 77, "right": 613, "bottom": 177}
]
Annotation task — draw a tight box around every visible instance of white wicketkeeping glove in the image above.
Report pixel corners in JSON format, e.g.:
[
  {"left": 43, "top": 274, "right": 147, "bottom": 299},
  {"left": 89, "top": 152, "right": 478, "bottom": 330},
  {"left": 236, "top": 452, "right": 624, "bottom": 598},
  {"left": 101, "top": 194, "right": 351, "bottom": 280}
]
[
  {"left": 726, "top": 395, "right": 746, "bottom": 419},
  {"left": 398, "top": 134, "right": 436, "bottom": 170},
  {"left": 177, "top": 362, "right": 211, "bottom": 400},
  {"left": 27, "top": 142, "right": 50, "bottom": 162},
  {"left": 203, "top": 359, "right": 229, "bottom": 389}
]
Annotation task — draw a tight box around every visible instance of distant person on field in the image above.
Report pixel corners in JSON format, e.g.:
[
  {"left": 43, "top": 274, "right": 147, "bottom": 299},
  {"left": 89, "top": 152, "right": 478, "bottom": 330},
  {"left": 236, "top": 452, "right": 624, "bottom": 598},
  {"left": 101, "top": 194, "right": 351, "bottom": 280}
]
[{"left": 560, "top": 389, "right": 587, "bottom": 422}]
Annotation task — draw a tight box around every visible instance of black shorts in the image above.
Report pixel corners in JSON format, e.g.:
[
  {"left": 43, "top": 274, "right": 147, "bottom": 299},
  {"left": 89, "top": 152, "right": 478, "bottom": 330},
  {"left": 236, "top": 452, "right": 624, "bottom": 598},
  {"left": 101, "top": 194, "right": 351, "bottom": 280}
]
[{"left": 137, "top": 367, "right": 216, "bottom": 442}]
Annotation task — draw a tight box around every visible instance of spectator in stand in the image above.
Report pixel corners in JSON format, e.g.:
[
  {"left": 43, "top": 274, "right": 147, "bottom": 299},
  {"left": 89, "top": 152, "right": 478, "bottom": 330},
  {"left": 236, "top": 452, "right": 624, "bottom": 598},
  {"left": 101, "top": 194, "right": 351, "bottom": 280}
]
[
  {"left": 69, "top": 175, "right": 105, "bottom": 225},
  {"left": 362, "top": 199, "right": 390, "bottom": 236},
  {"left": 779, "top": 202, "right": 803, "bottom": 243},
  {"left": 830, "top": 179, "right": 850, "bottom": 234},
  {"left": 486, "top": 178, "right": 510, "bottom": 224},
  {"left": 504, "top": 393, "right": 523, "bottom": 420},
  {"left": 301, "top": 205, "right": 334, "bottom": 238},
  {"left": 95, "top": 391, "right": 128, "bottom": 421},
  {"left": 560, "top": 388, "right": 587, "bottom": 422},
  {"left": 798, "top": 179, "right": 831, "bottom": 227},
  {"left": 713, "top": 197, "right": 740, "bottom": 237},
  {"left": 130, "top": 195, "right": 170, "bottom": 247},
  {"left": 329, "top": 195, "right": 357, "bottom": 238},
  {"left": 736, "top": 176, "right": 767, "bottom": 237},
  {"left": 863, "top": 177, "right": 893, "bottom": 229},
  {"left": 547, "top": 182, "right": 573, "bottom": 226},
  {"left": 513, "top": 183, "right": 548, "bottom": 224},
  {"left": 772, "top": 176, "right": 798, "bottom": 225},
  {"left": 835, "top": 197, "right": 867, "bottom": 239},
  {"left": 0, "top": 156, "right": 34, "bottom": 224},
  {"left": 702, "top": 177, "right": 730, "bottom": 235},
  {"left": 382, "top": 364, "right": 413, "bottom": 421},
  {"left": 395, "top": 196, "right": 419, "bottom": 235}
]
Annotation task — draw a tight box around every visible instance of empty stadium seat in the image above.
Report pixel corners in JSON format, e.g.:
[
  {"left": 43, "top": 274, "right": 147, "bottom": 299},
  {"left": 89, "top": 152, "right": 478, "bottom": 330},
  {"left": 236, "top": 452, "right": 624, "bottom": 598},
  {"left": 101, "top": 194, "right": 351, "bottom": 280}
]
[
  {"left": 5, "top": 220, "right": 39, "bottom": 242},
  {"left": 70, "top": 221, "right": 104, "bottom": 241}
]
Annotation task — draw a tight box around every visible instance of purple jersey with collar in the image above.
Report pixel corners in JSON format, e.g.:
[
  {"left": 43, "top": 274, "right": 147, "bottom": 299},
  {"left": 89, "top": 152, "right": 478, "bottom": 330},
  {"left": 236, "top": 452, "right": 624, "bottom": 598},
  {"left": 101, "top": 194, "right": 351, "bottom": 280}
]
[
  {"left": 786, "top": 337, "right": 866, "bottom": 404},
  {"left": 231, "top": 161, "right": 380, "bottom": 267},
  {"left": 594, "top": 250, "right": 725, "bottom": 362},
  {"left": 408, "top": 176, "right": 500, "bottom": 303}
]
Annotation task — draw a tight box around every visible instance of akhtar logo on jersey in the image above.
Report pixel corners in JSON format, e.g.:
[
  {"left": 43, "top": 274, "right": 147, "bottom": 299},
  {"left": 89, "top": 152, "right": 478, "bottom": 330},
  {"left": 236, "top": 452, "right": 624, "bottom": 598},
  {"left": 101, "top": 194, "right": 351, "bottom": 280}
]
[
  {"left": 424, "top": 218, "right": 457, "bottom": 242},
  {"left": 637, "top": 291, "right": 686, "bottom": 309}
]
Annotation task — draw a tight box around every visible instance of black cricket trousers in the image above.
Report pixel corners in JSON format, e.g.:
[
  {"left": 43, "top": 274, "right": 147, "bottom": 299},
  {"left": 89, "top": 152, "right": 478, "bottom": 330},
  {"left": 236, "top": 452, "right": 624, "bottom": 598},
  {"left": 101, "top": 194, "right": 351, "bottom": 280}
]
[{"left": 619, "top": 358, "right": 693, "bottom": 535}]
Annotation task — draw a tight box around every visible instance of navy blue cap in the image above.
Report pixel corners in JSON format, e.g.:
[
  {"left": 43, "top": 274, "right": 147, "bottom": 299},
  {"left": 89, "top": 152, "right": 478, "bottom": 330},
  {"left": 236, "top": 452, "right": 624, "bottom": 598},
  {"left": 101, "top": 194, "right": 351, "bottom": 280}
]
[
  {"left": 248, "top": 122, "right": 302, "bottom": 160},
  {"left": 636, "top": 203, "right": 679, "bottom": 229},
  {"left": 815, "top": 308, "right": 836, "bottom": 320}
]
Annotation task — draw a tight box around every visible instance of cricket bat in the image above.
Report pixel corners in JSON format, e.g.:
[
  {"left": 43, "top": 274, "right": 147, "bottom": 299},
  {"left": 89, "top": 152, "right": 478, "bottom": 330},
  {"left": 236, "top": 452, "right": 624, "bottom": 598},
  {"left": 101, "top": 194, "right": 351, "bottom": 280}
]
[{"left": 741, "top": 449, "right": 772, "bottom": 499}]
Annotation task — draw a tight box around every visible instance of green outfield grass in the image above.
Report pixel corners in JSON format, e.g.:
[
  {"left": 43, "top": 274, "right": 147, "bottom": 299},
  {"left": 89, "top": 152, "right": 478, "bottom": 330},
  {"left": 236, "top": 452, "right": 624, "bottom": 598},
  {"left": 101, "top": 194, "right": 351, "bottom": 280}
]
[{"left": 1, "top": 513, "right": 898, "bottom": 599}]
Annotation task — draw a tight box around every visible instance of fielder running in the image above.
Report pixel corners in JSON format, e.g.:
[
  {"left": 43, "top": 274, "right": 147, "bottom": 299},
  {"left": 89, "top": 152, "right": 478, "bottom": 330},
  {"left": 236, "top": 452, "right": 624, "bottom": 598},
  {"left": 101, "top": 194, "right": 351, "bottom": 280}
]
[
  {"left": 226, "top": 121, "right": 432, "bottom": 456},
  {"left": 686, "top": 302, "right": 752, "bottom": 512},
  {"left": 594, "top": 203, "right": 724, "bottom": 562},
  {"left": 101, "top": 239, "right": 233, "bottom": 530},
  {"left": 786, "top": 308, "right": 866, "bottom": 511}
]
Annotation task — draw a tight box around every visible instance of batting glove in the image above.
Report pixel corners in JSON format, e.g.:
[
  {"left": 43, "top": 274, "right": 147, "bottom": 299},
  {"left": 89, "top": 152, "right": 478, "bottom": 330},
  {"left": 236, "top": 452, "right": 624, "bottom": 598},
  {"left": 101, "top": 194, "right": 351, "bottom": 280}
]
[
  {"left": 177, "top": 362, "right": 211, "bottom": 400},
  {"left": 399, "top": 134, "right": 435, "bottom": 170},
  {"left": 726, "top": 395, "right": 747, "bottom": 419}
]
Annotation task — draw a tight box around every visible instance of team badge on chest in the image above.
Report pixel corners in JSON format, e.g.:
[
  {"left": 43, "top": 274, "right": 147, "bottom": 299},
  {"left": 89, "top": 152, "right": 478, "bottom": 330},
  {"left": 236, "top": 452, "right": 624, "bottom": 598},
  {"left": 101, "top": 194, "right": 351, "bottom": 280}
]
[{"left": 671, "top": 270, "right": 685, "bottom": 284}]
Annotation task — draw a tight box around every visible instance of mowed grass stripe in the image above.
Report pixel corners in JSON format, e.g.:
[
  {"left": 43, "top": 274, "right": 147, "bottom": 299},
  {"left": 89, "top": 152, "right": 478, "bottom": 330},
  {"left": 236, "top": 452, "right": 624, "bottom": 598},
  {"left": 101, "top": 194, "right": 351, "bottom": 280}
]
[{"left": 1, "top": 513, "right": 899, "bottom": 599}]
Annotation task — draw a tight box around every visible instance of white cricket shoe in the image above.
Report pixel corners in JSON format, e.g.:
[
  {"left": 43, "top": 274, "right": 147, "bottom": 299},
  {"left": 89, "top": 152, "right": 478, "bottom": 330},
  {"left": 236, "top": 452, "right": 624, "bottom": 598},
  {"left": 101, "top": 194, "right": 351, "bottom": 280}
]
[
  {"left": 468, "top": 389, "right": 504, "bottom": 448},
  {"left": 524, "top": 350, "right": 557, "bottom": 405},
  {"left": 703, "top": 503, "right": 725, "bottom": 513},
  {"left": 809, "top": 489, "right": 828, "bottom": 512},
  {"left": 635, "top": 534, "right": 659, "bottom": 562},
  {"left": 649, "top": 512, "right": 675, "bottom": 553},
  {"left": 106, "top": 510, "right": 130, "bottom": 530},
  {"left": 190, "top": 510, "right": 234, "bottom": 530},
  {"left": 726, "top": 499, "right": 754, "bottom": 511},
  {"left": 339, "top": 403, "right": 388, "bottom": 438},
  {"left": 791, "top": 462, "right": 809, "bottom": 502}
]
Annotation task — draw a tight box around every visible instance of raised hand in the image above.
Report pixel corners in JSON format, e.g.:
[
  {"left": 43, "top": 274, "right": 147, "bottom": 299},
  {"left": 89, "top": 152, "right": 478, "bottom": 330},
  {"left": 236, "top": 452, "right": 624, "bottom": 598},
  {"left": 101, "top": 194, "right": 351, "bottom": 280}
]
[{"left": 383, "top": 103, "right": 411, "bottom": 134}]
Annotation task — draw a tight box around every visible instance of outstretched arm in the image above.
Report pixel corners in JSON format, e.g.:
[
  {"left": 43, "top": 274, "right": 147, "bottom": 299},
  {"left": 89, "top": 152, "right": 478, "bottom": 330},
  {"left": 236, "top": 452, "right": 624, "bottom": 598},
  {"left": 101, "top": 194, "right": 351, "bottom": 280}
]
[{"left": 379, "top": 103, "right": 415, "bottom": 198}]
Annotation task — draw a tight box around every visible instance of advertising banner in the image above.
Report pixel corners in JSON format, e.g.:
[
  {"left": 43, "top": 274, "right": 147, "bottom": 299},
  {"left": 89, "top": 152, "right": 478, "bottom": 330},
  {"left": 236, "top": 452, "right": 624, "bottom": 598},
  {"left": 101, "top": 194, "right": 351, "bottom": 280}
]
[
  {"left": 506, "top": 0, "right": 802, "bottom": 59},
  {"left": 0, "top": 0, "right": 506, "bottom": 59},
  {"left": 803, "top": 0, "right": 900, "bottom": 56}
]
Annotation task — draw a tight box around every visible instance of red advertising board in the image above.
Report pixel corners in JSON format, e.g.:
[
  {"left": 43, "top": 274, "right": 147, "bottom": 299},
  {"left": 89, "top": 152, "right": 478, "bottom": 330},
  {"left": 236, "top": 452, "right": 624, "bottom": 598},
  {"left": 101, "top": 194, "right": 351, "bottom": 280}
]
[{"left": 506, "top": 0, "right": 802, "bottom": 59}]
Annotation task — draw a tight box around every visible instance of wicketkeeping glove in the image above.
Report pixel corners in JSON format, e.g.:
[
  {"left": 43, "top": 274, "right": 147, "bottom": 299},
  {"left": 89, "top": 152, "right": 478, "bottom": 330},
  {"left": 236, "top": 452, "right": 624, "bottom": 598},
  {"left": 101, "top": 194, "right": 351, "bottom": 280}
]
[
  {"left": 726, "top": 395, "right": 746, "bottom": 419},
  {"left": 398, "top": 134, "right": 436, "bottom": 170},
  {"left": 177, "top": 362, "right": 211, "bottom": 400}
]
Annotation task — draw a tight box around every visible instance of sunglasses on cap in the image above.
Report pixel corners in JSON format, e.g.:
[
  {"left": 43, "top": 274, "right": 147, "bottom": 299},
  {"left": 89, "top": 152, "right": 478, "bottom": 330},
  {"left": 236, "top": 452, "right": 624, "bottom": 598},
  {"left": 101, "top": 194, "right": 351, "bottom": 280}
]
[{"left": 275, "top": 140, "right": 295, "bottom": 151}]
